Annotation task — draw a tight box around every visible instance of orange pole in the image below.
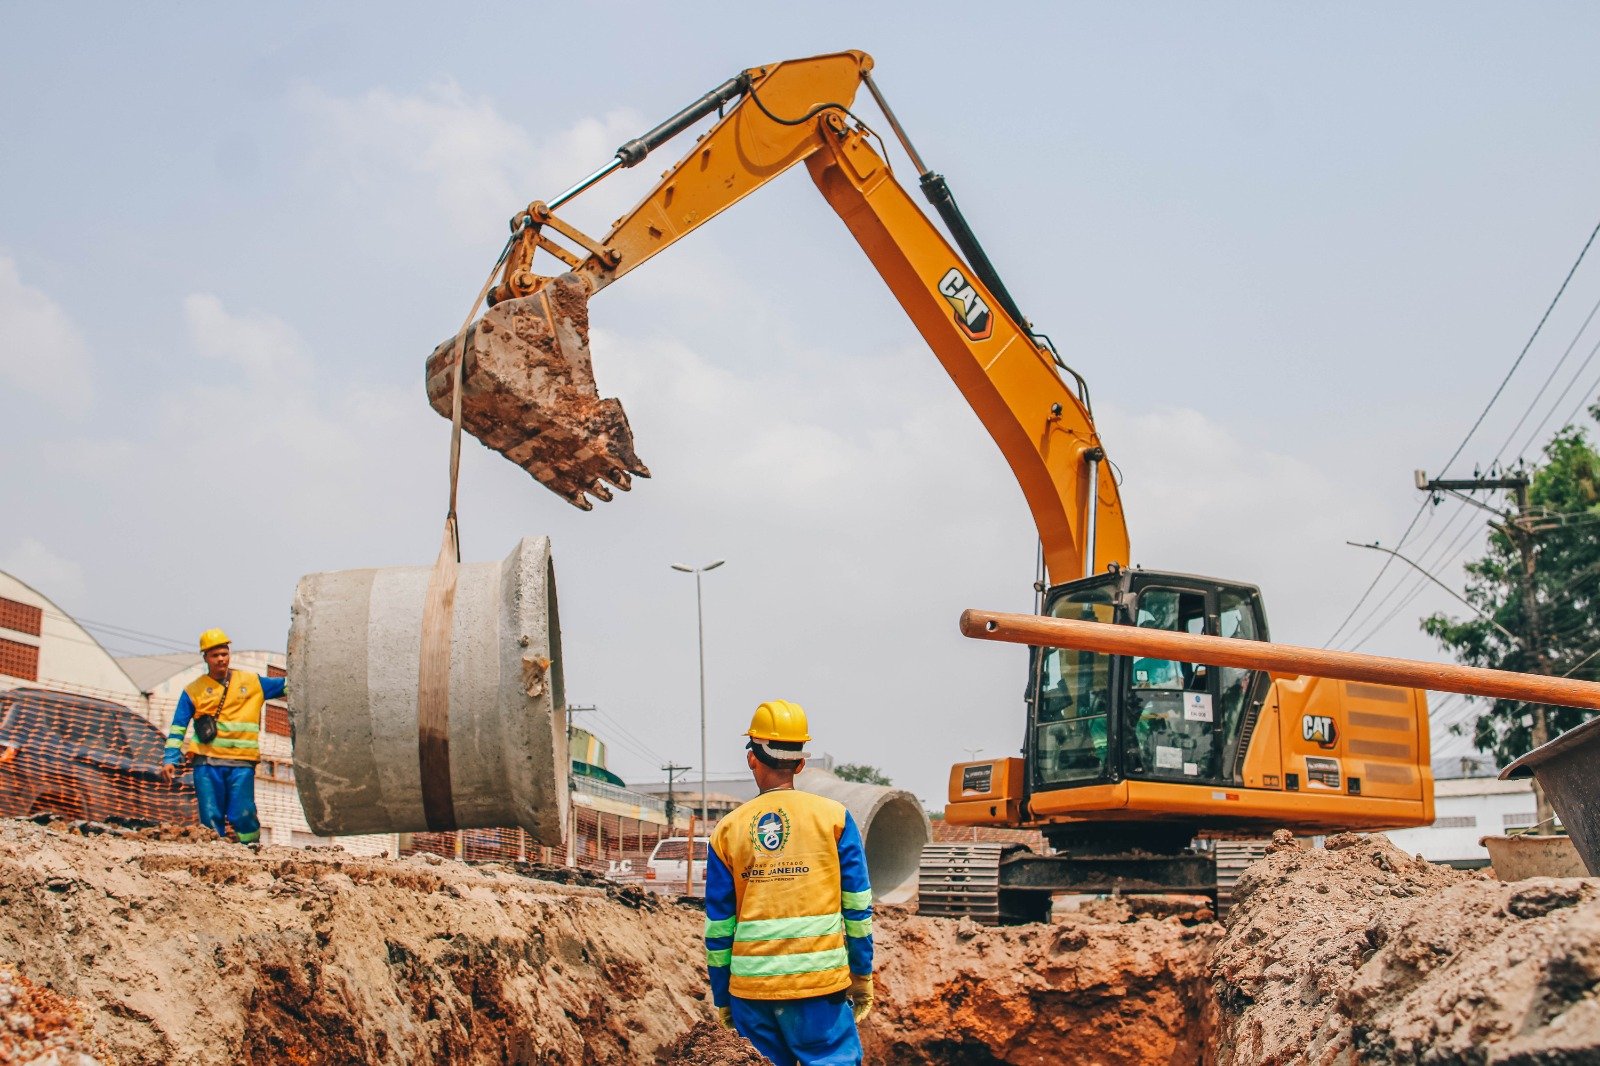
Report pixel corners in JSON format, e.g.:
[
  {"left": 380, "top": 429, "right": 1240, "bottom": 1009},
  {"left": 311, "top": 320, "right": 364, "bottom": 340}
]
[
  {"left": 685, "top": 813, "right": 697, "bottom": 896},
  {"left": 960, "top": 609, "right": 1600, "bottom": 711}
]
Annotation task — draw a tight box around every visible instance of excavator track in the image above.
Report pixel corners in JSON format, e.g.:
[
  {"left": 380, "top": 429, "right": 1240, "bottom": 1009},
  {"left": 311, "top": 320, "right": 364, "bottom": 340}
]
[
  {"left": 916, "top": 843, "right": 1005, "bottom": 924},
  {"left": 1212, "top": 839, "right": 1271, "bottom": 920}
]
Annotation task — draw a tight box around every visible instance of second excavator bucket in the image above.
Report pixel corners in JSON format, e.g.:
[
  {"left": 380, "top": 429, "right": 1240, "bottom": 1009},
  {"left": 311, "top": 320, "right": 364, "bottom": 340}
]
[{"left": 425, "top": 272, "right": 649, "bottom": 510}]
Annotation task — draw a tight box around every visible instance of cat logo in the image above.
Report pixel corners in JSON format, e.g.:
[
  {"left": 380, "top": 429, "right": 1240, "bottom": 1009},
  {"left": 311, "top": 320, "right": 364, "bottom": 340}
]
[
  {"left": 937, "top": 267, "right": 993, "bottom": 340},
  {"left": 1301, "top": 714, "right": 1338, "bottom": 749}
]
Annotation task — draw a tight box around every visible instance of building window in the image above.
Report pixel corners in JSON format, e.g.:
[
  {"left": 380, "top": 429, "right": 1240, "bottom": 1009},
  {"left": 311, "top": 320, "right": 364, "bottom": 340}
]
[
  {"left": 1503, "top": 812, "right": 1538, "bottom": 829},
  {"left": 264, "top": 703, "right": 290, "bottom": 737},
  {"left": 0, "top": 598, "right": 43, "bottom": 638},
  {"left": 1432, "top": 815, "right": 1477, "bottom": 829},
  {"left": 0, "top": 637, "right": 40, "bottom": 682}
]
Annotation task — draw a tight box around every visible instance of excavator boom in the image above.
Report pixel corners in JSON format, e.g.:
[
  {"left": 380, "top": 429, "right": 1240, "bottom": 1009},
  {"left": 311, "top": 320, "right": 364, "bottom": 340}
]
[{"left": 426, "top": 49, "right": 1129, "bottom": 581}]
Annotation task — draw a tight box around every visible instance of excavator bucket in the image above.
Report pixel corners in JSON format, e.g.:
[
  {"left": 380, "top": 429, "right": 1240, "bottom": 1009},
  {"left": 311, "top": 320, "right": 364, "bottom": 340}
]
[{"left": 425, "top": 272, "right": 649, "bottom": 510}]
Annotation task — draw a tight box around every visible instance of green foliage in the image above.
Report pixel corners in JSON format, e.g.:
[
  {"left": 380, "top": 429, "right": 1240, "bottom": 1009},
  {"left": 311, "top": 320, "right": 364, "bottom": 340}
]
[
  {"left": 1422, "top": 417, "right": 1600, "bottom": 765},
  {"left": 832, "top": 763, "right": 892, "bottom": 786}
]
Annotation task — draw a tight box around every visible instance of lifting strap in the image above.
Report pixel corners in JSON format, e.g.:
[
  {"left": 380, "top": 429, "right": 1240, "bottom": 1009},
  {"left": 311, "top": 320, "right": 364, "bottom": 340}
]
[{"left": 416, "top": 232, "right": 524, "bottom": 832}]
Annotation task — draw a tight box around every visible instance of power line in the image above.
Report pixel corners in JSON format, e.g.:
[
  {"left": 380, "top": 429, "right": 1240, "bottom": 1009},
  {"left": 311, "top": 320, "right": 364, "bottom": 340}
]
[
  {"left": 1438, "top": 214, "right": 1600, "bottom": 478},
  {"left": 1327, "top": 213, "right": 1600, "bottom": 645},
  {"left": 1497, "top": 292, "right": 1600, "bottom": 461}
]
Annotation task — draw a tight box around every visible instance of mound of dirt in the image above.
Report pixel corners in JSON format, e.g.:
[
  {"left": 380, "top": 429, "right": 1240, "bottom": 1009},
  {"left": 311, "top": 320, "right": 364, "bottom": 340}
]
[
  {"left": 1213, "top": 830, "right": 1600, "bottom": 1064},
  {"left": 0, "top": 819, "right": 709, "bottom": 1064},
  {"left": 653, "top": 1021, "right": 766, "bottom": 1065}
]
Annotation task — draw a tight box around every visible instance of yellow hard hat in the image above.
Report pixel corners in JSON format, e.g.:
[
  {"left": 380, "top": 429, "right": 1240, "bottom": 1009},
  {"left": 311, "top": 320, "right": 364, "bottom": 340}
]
[
  {"left": 747, "top": 700, "right": 811, "bottom": 743},
  {"left": 198, "top": 628, "right": 231, "bottom": 652}
]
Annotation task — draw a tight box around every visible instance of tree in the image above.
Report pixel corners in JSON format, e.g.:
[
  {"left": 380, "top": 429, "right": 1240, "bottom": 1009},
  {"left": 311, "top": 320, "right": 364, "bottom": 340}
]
[
  {"left": 1422, "top": 417, "right": 1600, "bottom": 767},
  {"left": 832, "top": 763, "right": 892, "bottom": 786}
]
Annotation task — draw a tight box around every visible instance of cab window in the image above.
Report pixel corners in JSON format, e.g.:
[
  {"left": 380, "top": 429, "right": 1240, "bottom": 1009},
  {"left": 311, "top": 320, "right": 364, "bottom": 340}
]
[
  {"left": 1124, "top": 588, "right": 1219, "bottom": 781},
  {"left": 1033, "top": 586, "right": 1115, "bottom": 786}
]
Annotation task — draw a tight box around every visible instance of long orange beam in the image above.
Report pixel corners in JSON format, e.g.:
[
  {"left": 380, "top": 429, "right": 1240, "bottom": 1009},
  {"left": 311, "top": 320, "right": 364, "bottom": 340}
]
[{"left": 959, "top": 609, "right": 1600, "bottom": 711}]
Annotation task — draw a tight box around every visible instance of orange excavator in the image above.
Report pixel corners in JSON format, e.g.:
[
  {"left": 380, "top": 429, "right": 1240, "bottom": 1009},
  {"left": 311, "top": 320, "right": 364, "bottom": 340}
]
[{"left": 428, "top": 50, "right": 1433, "bottom": 922}]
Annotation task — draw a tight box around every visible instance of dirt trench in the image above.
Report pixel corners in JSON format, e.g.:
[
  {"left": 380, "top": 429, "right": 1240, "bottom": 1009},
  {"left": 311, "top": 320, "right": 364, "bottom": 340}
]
[
  {"left": 0, "top": 819, "right": 1216, "bottom": 1065},
  {"left": 2, "top": 819, "right": 1597, "bottom": 1065}
]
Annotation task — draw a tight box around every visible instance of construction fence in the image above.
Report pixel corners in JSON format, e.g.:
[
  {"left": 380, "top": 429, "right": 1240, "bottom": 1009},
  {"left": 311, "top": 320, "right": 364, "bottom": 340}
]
[{"left": 1, "top": 686, "right": 691, "bottom": 872}]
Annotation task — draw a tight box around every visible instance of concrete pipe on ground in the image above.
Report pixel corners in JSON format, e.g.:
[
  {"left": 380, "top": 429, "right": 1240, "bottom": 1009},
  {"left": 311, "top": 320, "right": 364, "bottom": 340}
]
[
  {"left": 287, "top": 537, "right": 568, "bottom": 843},
  {"left": 795, "top": 768, "right": 931, "bottom": 905}
]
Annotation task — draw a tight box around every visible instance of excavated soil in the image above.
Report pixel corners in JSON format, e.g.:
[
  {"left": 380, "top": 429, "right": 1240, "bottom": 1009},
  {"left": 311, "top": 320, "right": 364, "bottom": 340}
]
[
  {"left": 867, "top": 906, "right": 1219, "bottom": 1064},
  {"left": 7, "top": 818, "right": 1599, "bottom": 1064},
  {"left": 1213, "top": 829, "right": 1600, "bottom": 1064},
  {"left": 424, "top": 271, "right": 647, "bottom": 509},
  {"left": 0, "top": 819, "right": 1217, "bottom": 1065},
  {"left": 0, "top": 966, "right": 110, "bottom": 1065}
]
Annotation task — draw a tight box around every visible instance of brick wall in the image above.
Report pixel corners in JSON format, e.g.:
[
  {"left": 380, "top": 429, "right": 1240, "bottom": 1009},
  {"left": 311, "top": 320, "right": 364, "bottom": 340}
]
[
  {"left": 0, "top": 598, "right": 42, "bottom": 638},
  {"left": 0, "top": 637, "right": 40, "bottom": 682}
]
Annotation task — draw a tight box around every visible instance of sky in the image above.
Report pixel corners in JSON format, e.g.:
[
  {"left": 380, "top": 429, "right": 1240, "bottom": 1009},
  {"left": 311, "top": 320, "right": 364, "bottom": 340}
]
[{"left": 4, "top": 5, "right": 1600, "bottom": 804}]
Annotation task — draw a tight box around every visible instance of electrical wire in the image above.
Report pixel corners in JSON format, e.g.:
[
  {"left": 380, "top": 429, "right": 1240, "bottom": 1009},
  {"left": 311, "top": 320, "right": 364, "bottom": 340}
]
[{"left": 1327, "top": 214, "right": 1600, "bottom": 646}]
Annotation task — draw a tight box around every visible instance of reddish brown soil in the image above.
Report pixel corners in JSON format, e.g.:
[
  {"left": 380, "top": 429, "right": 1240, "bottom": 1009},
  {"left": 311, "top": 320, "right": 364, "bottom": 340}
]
[
  {"left": 866, "top": 907, "right": 1220, "bottom": 1065},
  {"left": 0, "top": 818, "right": 1222, "bottom": 1065},
  {"left": 1213, "top": 830, "right": 1600, "bottom": 1064},
  {"left": 0, "top": 966, "right": 110, "bottom": 1065},
  {"left": 652, "top": 1021, "right": 766, "bottom": 1065}
]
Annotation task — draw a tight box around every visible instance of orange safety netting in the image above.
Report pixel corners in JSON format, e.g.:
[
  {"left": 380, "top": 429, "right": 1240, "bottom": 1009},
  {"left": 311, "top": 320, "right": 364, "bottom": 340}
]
[
  {"left": 403, "top": 804, "right": 685, "bottom": 883},
  {"left": 0, "top": 686, "right": 200, "bottom": 826}
]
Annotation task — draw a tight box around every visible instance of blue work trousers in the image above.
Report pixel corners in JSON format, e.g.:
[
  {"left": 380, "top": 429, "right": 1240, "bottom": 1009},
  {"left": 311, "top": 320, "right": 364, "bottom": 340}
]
[
  {"left": 193, "top": 762, "right": 261, "bottom": 843},
  {"left": 731, "top": 993, "right": 861, "bottom": 1066}
]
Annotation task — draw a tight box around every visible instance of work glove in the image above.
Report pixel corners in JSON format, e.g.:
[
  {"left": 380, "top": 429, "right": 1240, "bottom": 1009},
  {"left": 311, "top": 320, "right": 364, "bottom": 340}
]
[
  {"left": 716, "top": 1005, "right": 733, "bottom": 1029},
  {"left": 848, "top": 973, "right": 874, "bottom": 1023}
]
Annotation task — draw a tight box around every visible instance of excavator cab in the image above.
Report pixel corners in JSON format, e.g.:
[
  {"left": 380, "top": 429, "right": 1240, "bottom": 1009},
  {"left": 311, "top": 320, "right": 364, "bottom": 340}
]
[{"left": 1029, "top": 568, "right": 1272, "bottom": 803}]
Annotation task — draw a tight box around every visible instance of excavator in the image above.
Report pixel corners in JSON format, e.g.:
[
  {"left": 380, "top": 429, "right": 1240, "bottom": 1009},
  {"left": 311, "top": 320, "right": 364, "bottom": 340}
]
[{"left": 426, "top": 50, "right": 1434, "bottom": 923}]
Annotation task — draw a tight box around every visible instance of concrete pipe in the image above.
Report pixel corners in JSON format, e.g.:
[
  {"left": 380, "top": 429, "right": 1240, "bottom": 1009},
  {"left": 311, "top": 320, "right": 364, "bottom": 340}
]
[
  {"left": 287, "top": 537, "right": 568, "bottom": 843},
  {"left": 795, "top": 768, "right": 931, "bottom": 905}
]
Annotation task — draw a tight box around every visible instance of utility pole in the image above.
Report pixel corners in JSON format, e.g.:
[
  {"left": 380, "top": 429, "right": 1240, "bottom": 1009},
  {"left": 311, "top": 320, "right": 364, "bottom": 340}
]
[
  {"left": 661, "top": 762, "right": 690, "bottom": 834},
  {"left": 1415, "top": 470, "right": 1554, "bottom": 830}
]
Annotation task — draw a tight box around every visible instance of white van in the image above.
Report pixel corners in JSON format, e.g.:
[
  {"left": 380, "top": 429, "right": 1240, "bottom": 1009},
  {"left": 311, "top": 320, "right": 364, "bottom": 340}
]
[{"left": 646, "top": 836, "right": 711, "bottom": 895}]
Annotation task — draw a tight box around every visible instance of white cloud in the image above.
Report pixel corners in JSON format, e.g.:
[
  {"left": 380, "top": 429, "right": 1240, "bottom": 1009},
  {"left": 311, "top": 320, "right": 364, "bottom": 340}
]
[
  {"left": 1, "top": 538, "right": 87, "bottom": 607},
  {"left": 184, "top": 293, "right": 309, "bottom": 383},
  {"left": 0, "top": 254, "right": 92, "bottom": 416},
  {"left": 1097, "top": 402, "right": 1406, "bottom": 648},
  {"left": 292, "top": 81, "right": 643, "bottom": 236}
]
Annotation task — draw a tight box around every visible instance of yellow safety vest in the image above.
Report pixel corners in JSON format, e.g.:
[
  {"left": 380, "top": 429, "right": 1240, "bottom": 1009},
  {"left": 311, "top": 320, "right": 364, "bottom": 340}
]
[
  {"left": 708, "top": 789, "right": 854, "bottom": 1001},
  {"left": 182, "top": 670, "right": 264, "bottom": 762}
]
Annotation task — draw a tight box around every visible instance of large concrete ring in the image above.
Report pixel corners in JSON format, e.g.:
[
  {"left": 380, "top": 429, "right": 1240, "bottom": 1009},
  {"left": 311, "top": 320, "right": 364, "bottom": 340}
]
[
  {"left": 796, "top": 767, "right": 932, "bottom": 905},
  {"left": 287, "top": 536, "right": 568, "bottom": 844}
]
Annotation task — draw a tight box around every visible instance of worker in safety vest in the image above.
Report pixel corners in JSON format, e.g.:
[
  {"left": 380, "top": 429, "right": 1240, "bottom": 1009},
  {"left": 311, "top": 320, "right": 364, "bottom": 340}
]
[
  {"left": 705, "top": 701, "right": 874, "bottom": 1065},
  {"left": 157, "top": 629, "right": 284, "bottom": 844}
]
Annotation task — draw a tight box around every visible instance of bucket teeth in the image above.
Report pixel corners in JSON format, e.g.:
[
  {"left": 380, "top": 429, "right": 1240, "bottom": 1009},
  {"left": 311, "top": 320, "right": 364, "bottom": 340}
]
[{"left": 425, "top": 272, "right": 648, "bottom": 509}]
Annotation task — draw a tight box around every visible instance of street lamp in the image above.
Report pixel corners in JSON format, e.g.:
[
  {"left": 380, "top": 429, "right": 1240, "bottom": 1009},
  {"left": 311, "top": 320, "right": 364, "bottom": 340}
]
[{"left": 671, "top": 559, "right": 725, "bottom": 825}]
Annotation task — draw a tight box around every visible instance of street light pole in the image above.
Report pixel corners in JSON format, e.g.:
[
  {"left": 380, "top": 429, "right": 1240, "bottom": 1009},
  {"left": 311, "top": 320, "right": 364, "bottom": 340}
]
[{"left": 672, "top": 559, "right": 725, "bottom": 825}]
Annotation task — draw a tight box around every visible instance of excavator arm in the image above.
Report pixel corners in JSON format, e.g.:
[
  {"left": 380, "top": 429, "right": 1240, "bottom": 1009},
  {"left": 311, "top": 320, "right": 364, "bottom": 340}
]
[{"left": 435, "top": 49, "right": 1129, "bottom": 584}]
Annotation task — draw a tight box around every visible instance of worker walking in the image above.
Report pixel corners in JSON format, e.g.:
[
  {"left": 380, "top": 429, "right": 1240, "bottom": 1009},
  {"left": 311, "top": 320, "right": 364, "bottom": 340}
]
[
  {"left": 704, "top": 701, "right": 874, "bottom": 1066},
  {"left": 158, "top": 629, "right": 284, "bottom": 844}
]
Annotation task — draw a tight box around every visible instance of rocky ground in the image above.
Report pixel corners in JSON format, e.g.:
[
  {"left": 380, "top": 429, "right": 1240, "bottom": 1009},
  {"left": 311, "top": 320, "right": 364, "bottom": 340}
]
[
  {"left": 1212, "top": 829, "right": 1600, "bottom": 1064},
  {"left": 2, "top": 818, "right": 1597, "bottom": 1064}
]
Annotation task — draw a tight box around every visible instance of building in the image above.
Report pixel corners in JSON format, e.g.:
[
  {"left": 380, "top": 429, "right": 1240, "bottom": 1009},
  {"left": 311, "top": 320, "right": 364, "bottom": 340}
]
[
  {"left": 1384, "top": 775, "right": 1539, "bottom": 868},
  {"left": 0, "top": 572, "right": 145, "bottom": 706}
]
